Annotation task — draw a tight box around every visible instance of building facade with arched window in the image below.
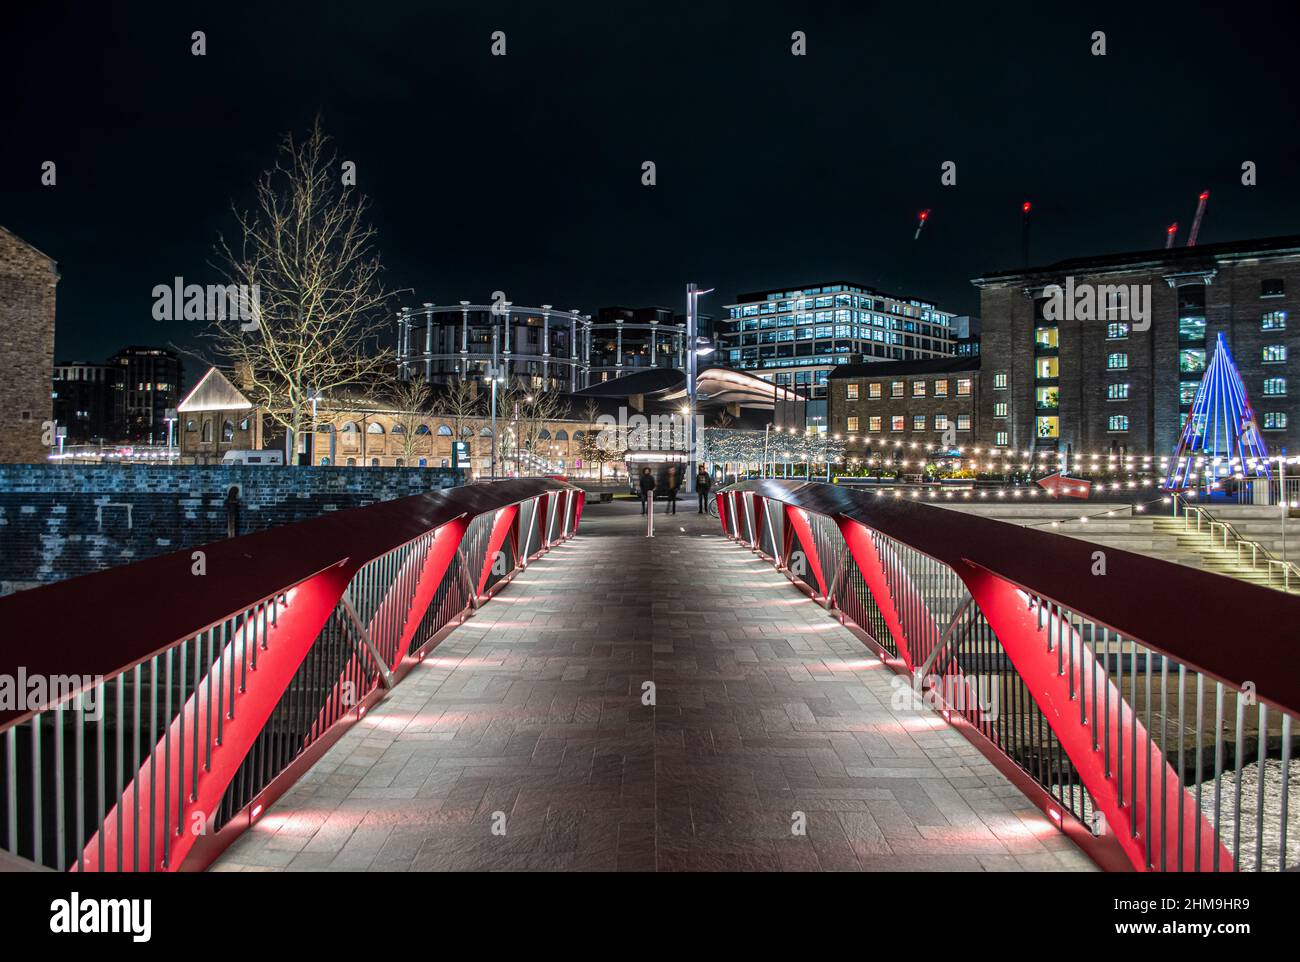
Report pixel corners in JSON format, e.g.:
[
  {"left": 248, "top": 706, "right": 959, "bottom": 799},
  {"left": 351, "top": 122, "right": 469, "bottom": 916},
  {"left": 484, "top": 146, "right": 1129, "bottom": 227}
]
[{"left": 176, "top": 367, "right": 262, "bottom": 463}]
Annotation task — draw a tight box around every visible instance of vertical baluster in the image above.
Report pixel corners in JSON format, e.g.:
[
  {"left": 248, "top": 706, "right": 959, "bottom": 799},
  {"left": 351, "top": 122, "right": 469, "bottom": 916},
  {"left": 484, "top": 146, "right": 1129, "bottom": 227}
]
[
  {"left": 30, "top": 719, "right": 42, "bottom": 866},
  {"left": 75, "top": 702, "right": 85, "bottom": 872},
  {"left": 1255, "top": 704, "right": 1267, "bottom": 872},
  {"left": 1213, "top": 682, "right": 1225, "bottom": 872},
  {"left": 133, "top": 664, "right": 141, "bottom": 871},
  {"left": 1279, "top": 714, "right": 1291, "bottom": 871},
  {"left": 54, "top": 703, "right": 65, "bottom": 871}
]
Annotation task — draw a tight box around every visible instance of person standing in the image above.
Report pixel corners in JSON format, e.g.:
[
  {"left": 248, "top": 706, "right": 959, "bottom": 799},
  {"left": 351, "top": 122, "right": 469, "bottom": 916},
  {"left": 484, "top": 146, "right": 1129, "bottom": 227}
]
[
  {"left": 696, "top": 467, "right": 712, "bottom": 513},
  {"left": 665, "top": 466, "right": 679, "bottom": 515},
  {"left": 639, "top": 467, "right": 655, "bottom": 515},
  {"left": 224, "top": 485, "right": 242, "bottom": 539}
]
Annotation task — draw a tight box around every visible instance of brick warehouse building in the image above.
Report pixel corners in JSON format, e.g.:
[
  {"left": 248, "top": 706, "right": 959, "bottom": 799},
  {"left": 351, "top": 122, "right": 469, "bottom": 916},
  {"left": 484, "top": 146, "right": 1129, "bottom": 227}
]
[
  {"left": 828, "top": 356, "right": 981, "bottom": 452},
  {"left": 972, "top": 235, "right": 1300, "bottom": 458},
  {"left": 0, "top": 226, "right": 58, "bottom": 463}
]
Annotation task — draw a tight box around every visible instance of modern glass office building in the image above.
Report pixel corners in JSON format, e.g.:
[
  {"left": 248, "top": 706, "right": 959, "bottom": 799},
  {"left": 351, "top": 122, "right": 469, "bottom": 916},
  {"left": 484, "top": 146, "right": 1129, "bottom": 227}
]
[{"left": 718, "top": 281, "right": 957, "bottom": 429}]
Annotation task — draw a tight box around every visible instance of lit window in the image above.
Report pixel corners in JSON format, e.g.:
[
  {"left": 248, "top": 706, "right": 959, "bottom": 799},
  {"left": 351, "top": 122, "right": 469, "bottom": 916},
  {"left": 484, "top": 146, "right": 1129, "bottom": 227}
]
[
  {"left": 1036, "top": 416, "right": 1060, "bottom": 438},
  {"left": 995, "top": 431, "right": 1009, "bottom": 447},
  {"left": 891, "top": 415, "right": 905, "bottom": 432},
  {"left": 1264, "top": 345, "right": 1288, "bottom": 363},
  {"left": 956, "top": 378, "right": 972, "bottom": 396},
  {"left": 1262, "top": 311, "right": 1287, "bottom": 331},
  {"left": 913, "top": 414, "right": 926, "bottom": 430},
  {"left": 912, "top": 380, "right": 926, "bottom": 397},
  {"left": 1036, "top": 387, "right": 1059, "bottom": 409},
  {"left": 1106, "top": 322, "right": 1130, "bottom": 339},
  {"left": 1107, "top": 383, "right": 1130, "bottom": 400},
  {"left": 846, "top": 383, "right": 859, "bottom": 400},
  {"left": 1180, "top": 349, "right": 1206, "bottom": 373},
  {"left": 1035, "top": 328, "right": 1058, "bottom": 349},
  {"left": 868, "top": 382, "right": 882, "bottom": 399},
  {"left": 1108, "top": 415, "right": 1129, "bottom": 432},
  {"left": 1106, "top": 353, "right": 1128, "bottom": 370},
  {"left": 1264, "top": 377, "right": 1287, "bottom": 396},
  {"left": 890, "top": 381, "right": 904, "bottom": 398},
  {"left": 1264, "top": 412, "right": 1288, "bottom": 430},
  {"left": 934, "top": 379, "right": 948, "bottom": 397},
  {"left": 993, "top": 373, "right": 1008, "bottom": 389},
  {"left": 846, "top": 416, "right": 859, "bottom": 432},
  {"left": 1036, "top": 358, "right": 1058, "bottom": 378},
  {"left": 868, "top": 416, "right": 882, "bottom": 432},
  {"left": 994, "top": 402, "right": 1008, "bottom": 418},
  {"left": 957, "top": 414, "right": 971, "bottom": 431},
  {"left": 934, "top": 414, "right": 949, "bottom": 430}
]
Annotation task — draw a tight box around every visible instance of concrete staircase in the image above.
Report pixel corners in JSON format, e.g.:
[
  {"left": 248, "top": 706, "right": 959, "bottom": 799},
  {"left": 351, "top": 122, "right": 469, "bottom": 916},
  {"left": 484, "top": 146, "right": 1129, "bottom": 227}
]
[{"left": 939, "top": 501, "right": 1300, "bottom": 594}]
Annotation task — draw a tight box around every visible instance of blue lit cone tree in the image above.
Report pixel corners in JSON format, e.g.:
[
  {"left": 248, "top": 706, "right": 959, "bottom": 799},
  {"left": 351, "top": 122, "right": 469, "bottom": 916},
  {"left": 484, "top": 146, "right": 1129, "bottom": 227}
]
[{"left": 1164, "top": 332, "right": 1271, "bottom": 491}]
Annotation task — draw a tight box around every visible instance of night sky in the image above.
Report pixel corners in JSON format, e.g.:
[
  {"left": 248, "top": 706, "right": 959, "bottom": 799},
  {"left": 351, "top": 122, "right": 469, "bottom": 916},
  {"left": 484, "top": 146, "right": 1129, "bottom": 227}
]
[{"left": 4, "top": 1, "right": 1298, "bottom": 386}]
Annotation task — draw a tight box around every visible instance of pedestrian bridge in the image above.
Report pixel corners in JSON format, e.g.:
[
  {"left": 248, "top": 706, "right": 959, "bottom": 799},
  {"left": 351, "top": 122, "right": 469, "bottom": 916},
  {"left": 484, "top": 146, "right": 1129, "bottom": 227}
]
[{"left": 0, "top": 480, "right": 1295, "bottom": 872}]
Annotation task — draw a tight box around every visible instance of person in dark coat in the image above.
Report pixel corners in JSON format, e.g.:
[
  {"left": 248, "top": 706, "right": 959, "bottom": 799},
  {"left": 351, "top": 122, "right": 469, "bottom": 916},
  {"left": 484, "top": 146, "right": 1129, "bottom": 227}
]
[
  {"left": 224, "top": 486, "right": 242, "bottom": 538},
  {"left": 696, "top": 468, "right": 712, "bottom": 513},
  {"left": 665, "top": 466, "right": 679, "bottom": 515},
  {"left": 639, "top": 467, "right": 656, "bottom": 515}
]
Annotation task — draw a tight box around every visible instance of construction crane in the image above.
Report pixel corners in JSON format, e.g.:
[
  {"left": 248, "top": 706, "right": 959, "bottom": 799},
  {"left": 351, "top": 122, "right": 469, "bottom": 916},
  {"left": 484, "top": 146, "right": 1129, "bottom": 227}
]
[
  {"left": 1022, "top": 201, "right": 1032, "bottom": 265},
  {"left": 1165, "top": 222, "right": 1178, "bottom": 249},
  {"left": 1187, "top": 191, "right": 1210, "bottom": 247},
  {"left": 913, "top": 209, "right": 930, "bottom": 241}
]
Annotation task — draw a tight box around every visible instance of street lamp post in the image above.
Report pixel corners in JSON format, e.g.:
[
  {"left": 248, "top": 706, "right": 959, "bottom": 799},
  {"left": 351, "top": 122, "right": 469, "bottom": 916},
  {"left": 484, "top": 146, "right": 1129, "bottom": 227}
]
[
  {"left": 685, "top": 282, "right": 713, "bottom": 494},
  {"left": 489, "top": 326, "right": 501, "bottom": 480}
]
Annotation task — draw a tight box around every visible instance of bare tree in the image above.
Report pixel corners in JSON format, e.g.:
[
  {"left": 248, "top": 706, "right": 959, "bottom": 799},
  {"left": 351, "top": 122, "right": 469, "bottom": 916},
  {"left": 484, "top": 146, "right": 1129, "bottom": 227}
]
[
  {"left": 434, "top": 379, "right": 483, "bottom": 468},
  {"left": 387, "top": 376, "right": 433, "bottom": 462},
  {"left": 517, "top": 389, "right": 565, "bottom": 472},
  {"left": 204, "top": 118, "right": 400, "bottom": 464}
]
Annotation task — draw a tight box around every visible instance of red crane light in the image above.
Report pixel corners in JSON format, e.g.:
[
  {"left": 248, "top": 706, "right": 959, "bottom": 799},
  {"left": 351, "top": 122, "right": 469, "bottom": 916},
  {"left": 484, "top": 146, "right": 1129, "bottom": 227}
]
[
  {"left": 918, "top": 210, "right": 929, "bottom": 221},
  {"left": 1022, "top": 202, "right": 1032, "bottom": 213},
  {"left": 1167, "top": 223, "right": 1178, "bottom": 234}
]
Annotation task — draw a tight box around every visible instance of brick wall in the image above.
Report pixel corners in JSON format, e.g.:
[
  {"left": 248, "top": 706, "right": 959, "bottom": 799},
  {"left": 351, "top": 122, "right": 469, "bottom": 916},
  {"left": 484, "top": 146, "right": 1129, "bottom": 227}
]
[
  {"left": 0, "top": 227, "right": 58, "bottom": 464},
  {"left": 0, "top": 464, "right": 465, "bottom": 594}
]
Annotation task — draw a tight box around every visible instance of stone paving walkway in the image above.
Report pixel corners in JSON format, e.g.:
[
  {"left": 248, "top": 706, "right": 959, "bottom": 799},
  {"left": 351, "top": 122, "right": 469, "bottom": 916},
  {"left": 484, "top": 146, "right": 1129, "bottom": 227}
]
[{"left": 212, "top": 499, "right": 1095, "bottom": 872}]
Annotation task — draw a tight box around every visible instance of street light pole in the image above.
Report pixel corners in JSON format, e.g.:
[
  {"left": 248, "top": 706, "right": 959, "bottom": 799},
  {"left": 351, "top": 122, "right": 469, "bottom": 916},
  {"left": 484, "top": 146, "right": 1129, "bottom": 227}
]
[
  {"left": 685, "top": 282, "right": 713, "bottom": 495},
  {"left": 490, "top": 326, "right": 500, "bottom": 480}
]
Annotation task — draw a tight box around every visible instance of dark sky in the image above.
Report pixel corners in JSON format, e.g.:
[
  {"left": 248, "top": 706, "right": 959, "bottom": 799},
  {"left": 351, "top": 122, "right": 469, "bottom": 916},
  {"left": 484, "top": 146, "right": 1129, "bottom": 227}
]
[{"left": 3, "top": 1, "right": 1298, "bottom": 386}]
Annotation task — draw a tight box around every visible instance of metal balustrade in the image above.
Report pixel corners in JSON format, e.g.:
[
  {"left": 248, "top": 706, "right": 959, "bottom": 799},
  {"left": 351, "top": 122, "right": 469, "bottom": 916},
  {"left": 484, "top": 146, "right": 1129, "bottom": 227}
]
[
  {"left": 716, "top": 479, "right": 1299, "bottom": 872},
  {"left": 1177, "top": 496, "right": 1300, "bottom": 593},
  {"left": 0, "top": 479, "right": 583, "bottom": 872}
]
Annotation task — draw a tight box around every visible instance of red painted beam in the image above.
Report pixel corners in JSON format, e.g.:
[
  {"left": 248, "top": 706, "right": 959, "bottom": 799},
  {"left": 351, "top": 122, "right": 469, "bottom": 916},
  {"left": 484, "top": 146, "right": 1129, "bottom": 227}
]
[
  {"left": 960, "top": 563, "right": 1233, "bottom": 873},
  {"left": 783, "top": 503, "right": 828, "bottom": 597},
  {"left": 79, "top": 565, "right": 352, "bottom": 872},
  {"left": 476, "top": 505, "right": 520, "bottom": 597},
  {"left": 836, "top": 517, "right": 914, "bottom": 672}
]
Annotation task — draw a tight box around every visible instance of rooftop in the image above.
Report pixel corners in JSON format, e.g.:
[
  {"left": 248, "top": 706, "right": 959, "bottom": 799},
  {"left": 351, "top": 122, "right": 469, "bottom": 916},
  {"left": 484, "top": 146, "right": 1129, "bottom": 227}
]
[
  {"left": 827, "top": 355, "right": 981, "bottom": 380},
  {"left": 973, "top": 234, "right": 1300, "bottom": 286}
]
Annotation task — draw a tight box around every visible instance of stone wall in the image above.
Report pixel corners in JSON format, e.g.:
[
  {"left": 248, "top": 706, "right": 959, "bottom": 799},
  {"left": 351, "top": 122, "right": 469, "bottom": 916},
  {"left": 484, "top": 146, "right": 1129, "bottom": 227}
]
[
  {"left": 0, "top": 227, "right": 58, "bottom": 464},
  {"left": 0, "top": 464, "right": 464, "bottom": 594}
]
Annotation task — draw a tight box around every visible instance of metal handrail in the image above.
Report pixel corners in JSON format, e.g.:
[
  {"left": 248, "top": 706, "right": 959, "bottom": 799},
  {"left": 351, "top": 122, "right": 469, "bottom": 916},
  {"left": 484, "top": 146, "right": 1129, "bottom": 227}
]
[
  {"left": 0, "top": 479, "right": 584, "bottom": 872},
  {"left": 1175, "top": 495, "right": 1300, "bottom": 592},
  {"left": 715, "top": 479, "right": 1299, "bottom": 872}
]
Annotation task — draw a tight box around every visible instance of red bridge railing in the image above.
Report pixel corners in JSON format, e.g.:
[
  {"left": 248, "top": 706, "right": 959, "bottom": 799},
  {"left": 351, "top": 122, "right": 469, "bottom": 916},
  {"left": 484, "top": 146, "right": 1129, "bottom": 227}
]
[
  {"left": 0, "top": 479, "right": 584, "bottom": 872},
  {"left": 716, "top": 480, "right": 1298, "bottom": 872}
]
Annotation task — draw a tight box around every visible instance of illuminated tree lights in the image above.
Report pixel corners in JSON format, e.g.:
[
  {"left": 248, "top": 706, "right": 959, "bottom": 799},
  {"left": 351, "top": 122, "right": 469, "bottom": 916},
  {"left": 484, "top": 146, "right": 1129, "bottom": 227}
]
[{"left": 1164, "top": 332, "right": 1272, "bottom": 490}]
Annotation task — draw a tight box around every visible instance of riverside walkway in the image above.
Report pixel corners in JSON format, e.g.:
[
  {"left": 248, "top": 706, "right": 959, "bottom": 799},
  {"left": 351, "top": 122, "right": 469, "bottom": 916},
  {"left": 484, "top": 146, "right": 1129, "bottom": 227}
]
[{"left": 211, "top": 500, "right": 1093, "bottom": 872}]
